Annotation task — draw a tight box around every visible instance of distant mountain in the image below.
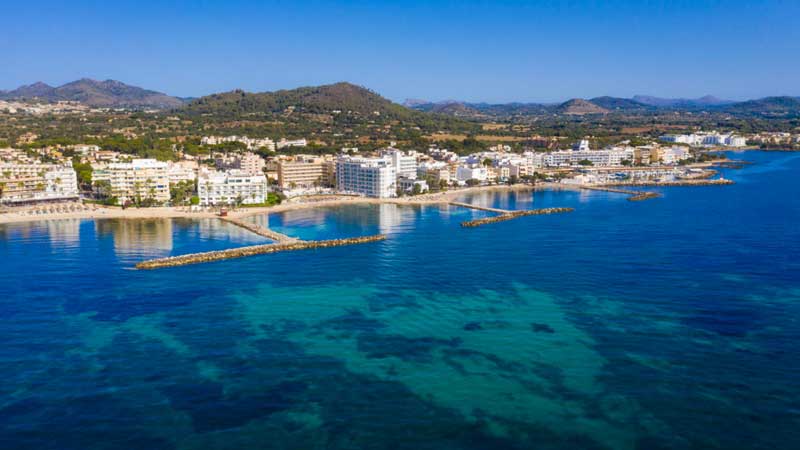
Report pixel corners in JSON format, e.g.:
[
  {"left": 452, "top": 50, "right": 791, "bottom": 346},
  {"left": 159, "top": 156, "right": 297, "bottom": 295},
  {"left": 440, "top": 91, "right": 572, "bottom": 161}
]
[
  {"left": 632, "top": 95, "right": 735, "bottom": 108},
  {"left": 0, "top": 78, "right": 185, "bottom": 108},
  {"left": 402, "top": 98, "right": 432, "bottom": 108},
  {"left": 410, "top": 101, "right": 482, "bottom": 117},
  {"left": 589, "top": 96, "right": 651, "bottom": 111},
  {"left": 2, "top": 82, "right": 57, "bottom": 99},
  {"left": 722, "top": 96, "right": 800, "bottom": 116},
  {"left": 556, "top": 99, "right": 609, "bottom": 115},
  {"left": 185, "top": 82, "right": 422, "bottom": 119}
]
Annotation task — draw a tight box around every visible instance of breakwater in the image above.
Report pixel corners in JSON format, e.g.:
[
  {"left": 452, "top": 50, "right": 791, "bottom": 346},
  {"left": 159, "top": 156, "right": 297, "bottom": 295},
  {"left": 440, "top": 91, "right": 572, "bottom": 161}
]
[
  {"left": 580, "top": 186, "right": 661, "bottom": 202},
  {"left": 602, "top": 179, "right": 735, "bottom": 188},
  {"left": 220, "top": 217, "right": 299, "bottom": 243},
  {"left": 628, "top": 192, "right": 661, "bottom": 201},
  {"left": 448, "top": 201, "right": 510, "bottom": 214},
  {"left": 136, "top": 235, "right": 387, "bottom": 270},
  {"left": 461, "top": 208, "right": 574, "bottom": 228}
]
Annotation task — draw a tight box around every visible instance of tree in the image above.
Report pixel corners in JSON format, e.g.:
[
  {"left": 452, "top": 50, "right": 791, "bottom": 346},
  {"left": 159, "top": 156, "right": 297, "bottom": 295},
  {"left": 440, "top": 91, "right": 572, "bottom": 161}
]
[
  {"left": 466, "top": 179, "right": 480, "bottom": 187},
  {"left": 578, "top": 159, "right": 593, "bottom": 166},
  {"left": 412, "top": 183, "right": 422, "bottom": 195}
]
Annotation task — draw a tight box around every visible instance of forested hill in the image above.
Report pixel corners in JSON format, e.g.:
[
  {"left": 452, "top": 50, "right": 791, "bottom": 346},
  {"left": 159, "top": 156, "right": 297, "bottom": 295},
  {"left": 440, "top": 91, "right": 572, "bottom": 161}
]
[
  {"left": 182, "top": 82, "right": 476, "bottom": 132},
  {"left": 185, "top": 82, "right": 414, "bottom": 118}
]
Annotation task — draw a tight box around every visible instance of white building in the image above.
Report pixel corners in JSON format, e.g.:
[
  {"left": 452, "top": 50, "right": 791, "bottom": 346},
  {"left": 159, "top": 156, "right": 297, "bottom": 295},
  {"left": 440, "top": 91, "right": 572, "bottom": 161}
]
[
  {"left": 197, "top": 169, "right": 268, "bottom": 206},
  {"left": 382, "top": 149, "right": 418, "bottom": 179},
  {"left": 398, "top": 177, "right": 429, "bottom": 194},
  {"left": 541, "top": 147, "right": 634, "bottom": 167},
  {"left": 660, "top": 132, "right": 747, "bottom": 148},
  {"left": 277, "top": 138, "right": 308, "bottom": 149},
  {"left": 0, "top": 162, "right": 79, "bottom": 204},
  {"left": 167, "top": 160, "right": 198, "bottom": 185},
  {"left": 456, "top": 166, "right": 488, "bottom": 182},
  {"left": 661, "top": 146, "right": 691, "bottom": 165},
  {"left": 92, "top": 159, "right": 170, "bottom": 204},
  {"left": 201, "top": 135, "right": 276, "bottom": 151},
  {"left": 336, "top": 156, "right": 397, "bottom": 198}
]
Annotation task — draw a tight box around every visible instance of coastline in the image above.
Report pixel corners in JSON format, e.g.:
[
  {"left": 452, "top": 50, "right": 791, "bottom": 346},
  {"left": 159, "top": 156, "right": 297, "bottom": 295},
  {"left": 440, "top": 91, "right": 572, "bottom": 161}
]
[{"left": 0, "top": 183, "right": 544, "bottom": 225}]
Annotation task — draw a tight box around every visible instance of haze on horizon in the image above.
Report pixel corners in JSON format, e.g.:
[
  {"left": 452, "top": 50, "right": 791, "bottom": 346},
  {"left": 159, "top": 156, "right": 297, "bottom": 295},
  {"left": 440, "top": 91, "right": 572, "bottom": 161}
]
[{"left": 3, "top": 0, "right": 799, "bottom": 103}]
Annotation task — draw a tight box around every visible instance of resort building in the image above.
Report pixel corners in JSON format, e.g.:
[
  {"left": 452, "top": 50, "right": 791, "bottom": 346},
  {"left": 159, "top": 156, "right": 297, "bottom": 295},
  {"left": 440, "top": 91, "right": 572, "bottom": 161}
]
[
  {"left": 398, "top": 177, "right": 429, "bottom": 194},
  {"left": 417, "top": 162, "right": 451, "bottom": 186},
  {"left": 0, "top": 162, "right": 79, "bottom": 204},
  {"left": 276, "top": 138, "right": 308, "bottom": 149},
  {"left": 382, "top": 148, "right": 418, "bottom": 179},
  {"left": 201, "top": 135, "right": 276, "bottom": 151},
  {"left": 660, "top": 132, "right": 747, "bottom": 147},
  {"left": 92, "top": 159, "right": 170, "bottom": 204},
  {"left": 277, "top": 156, "right": 335, "bottom": 189},
  {"left": 336, "top": 156, "right": 397, "bottom": 198},
  {"left": 167, "top": 160, "right": 198, "bottom": 185},
  {"left": 197, "top": 169, "right": 268, "bottom": 206},
  {"left": 214, "top": 152, "right": 265, "bottom": 175},
  {"left": 540, "top": 143, "right": 634, "bottom": 167},
  {"left": 456, "top": 166, "right": 488, "bottom": 182}
]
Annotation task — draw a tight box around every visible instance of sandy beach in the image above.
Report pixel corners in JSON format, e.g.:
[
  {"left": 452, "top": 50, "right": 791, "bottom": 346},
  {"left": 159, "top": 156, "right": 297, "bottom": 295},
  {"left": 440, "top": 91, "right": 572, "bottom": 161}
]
[{"left": 0, "top": 184, "right": 546, "bottom": 225}]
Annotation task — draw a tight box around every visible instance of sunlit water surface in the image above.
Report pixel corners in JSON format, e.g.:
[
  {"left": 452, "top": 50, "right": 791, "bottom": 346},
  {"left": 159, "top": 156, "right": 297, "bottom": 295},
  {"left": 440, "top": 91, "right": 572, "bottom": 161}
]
[{"left": 1, "top": 151, "right": 800, "bottom": 449}]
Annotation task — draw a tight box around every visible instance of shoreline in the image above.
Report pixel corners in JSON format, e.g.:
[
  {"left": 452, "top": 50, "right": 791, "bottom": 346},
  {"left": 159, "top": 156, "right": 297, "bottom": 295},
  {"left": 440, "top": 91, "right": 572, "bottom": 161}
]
[{"left": 0, "top": 184, "right": 544, "bottom": 225}]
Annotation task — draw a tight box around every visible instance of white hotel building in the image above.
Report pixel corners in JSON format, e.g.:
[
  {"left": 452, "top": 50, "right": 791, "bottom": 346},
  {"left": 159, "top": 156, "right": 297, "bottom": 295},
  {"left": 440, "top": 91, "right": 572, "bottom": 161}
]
[
  {"left": 540, "top": 145, "right": 634, "bottom": 167},
  {"left": 0, "top": 162, "right": 79, "bottom": 204},
  {"left": 197, "top": 169, "right": 268, "bottom": 206},
  {"left": 92, "top": 159, "right": 170, "bottom": 204},
  {"left": 336, "top": 156, "right": 397, "bottom": 198}
]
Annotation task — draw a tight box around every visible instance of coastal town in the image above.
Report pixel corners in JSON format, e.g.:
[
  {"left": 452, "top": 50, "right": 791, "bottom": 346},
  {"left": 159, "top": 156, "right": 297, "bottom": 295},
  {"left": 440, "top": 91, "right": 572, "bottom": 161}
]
[{"left": 0, "top": 128, "right": 746, "bottom": 220}]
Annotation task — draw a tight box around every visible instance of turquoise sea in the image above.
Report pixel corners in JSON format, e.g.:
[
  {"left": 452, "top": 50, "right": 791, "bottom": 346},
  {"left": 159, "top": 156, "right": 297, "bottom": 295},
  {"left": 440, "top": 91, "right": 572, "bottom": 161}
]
[{"left": 2, "top": 151, "right": 800, "bottom": 449}]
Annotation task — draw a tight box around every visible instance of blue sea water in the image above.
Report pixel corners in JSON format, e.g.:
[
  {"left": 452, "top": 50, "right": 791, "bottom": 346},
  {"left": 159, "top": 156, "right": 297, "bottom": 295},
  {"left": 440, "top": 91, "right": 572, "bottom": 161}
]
[{"left": 1, "top": 151, "right": 799, "bottom": 449}]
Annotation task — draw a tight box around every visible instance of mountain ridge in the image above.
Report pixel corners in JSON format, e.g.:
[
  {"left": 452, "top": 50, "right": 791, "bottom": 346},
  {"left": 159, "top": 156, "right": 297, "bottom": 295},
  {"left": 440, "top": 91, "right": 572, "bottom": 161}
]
[{"left": 0, "top": 79, "right": 185, "bottom": 108}]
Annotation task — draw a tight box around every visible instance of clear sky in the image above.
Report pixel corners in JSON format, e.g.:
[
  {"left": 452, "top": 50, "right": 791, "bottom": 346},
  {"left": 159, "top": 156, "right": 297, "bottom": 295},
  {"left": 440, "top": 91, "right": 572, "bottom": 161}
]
[{"left": 2, "top": 0, "right": 798, "bottom": 103}]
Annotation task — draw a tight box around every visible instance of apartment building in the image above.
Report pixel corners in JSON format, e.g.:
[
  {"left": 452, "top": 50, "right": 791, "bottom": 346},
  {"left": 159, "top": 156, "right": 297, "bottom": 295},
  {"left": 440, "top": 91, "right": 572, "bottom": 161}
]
[
  {"left": 214, "top": 152, "right": 265, "bottom": 175},
  {"left": 0, "top": 162, "right": 79, "bottom": 204},
  {"left": 277, "top": 156, "right": 335, "bottom": 189},
  {"left": 382, "top": 149, "right": 418, "bottom": 179},
  {"left": 92, "top": 159, "right": 170, "bottom": 204},
  {"left": 197, "top": 169, "right": 268, "bottom": 206},
  {"left": 541, "top": 145, "right": 634, "bottom": 167},
  {"left": 336, "top": 156, "right": 397, "bottom": 198},
  {"left": 276, "top": 138, "right": 308, "bottom": 149}
]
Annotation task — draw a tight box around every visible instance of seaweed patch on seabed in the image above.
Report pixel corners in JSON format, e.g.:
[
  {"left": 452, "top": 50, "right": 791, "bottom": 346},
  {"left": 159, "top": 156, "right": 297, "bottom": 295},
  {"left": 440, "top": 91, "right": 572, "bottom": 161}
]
[{"left": 230, "top": 280, "right": 676, "bottom": 450}]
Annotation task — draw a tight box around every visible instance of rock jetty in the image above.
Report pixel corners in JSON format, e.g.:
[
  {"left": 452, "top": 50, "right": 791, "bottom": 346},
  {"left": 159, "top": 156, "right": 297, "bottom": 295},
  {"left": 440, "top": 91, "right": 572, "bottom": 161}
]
[
  {"left": 580, "top": 186, "right": 661, "bottom": 201},
  {"left": 220, "top": 217, "right": 298, "bottom": 243},
  {"left": 136, "top": 235, "right": 386, "bottom": 269},
  {"left": 461, "top": 208, "right": 574, "bottom": 228}
]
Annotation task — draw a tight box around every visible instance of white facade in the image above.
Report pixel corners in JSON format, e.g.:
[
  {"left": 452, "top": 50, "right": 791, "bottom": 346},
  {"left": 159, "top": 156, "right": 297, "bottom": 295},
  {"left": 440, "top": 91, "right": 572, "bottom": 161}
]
[
  {"left": 201, "top": 135, "right": 276, "bottom": 151},
  {"left": 661, "top": 146, "right": 691, "bottom": 164},
  {"left": 383, "top": 149, "right": 418, "bottom": 179},
  {"left": 167, "top": 161, "right": 198, "bottom": 185},
  {"left": 541, "top": 148, "right": 634, "bottom": 167},
  {"left": 277, "top": 138, "right": 308, "bottom": 149},
  {"left": 197, "top": 169, "right": 268, "bottom": 206},
  {"left": 92, "top": 159, "right": 170, "bottom": 204},
  {"left": 456, "top": 166, "right": 488, "bottom": 182},
  {"left": 336, "top": 157, "right": 397, "bottom": 198},
  {"left": 0, "top": 162, "right": 79, "bottom": 204},
  {"left": 660, "top": 132, "right": 747, "bottom": 147}
]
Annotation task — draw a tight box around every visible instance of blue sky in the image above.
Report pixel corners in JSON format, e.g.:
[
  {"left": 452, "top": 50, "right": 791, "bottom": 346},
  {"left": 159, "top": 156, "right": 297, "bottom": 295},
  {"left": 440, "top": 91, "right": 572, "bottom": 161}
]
[{"left": 2, "top": 0, "right": 798, "bottom": 102}]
